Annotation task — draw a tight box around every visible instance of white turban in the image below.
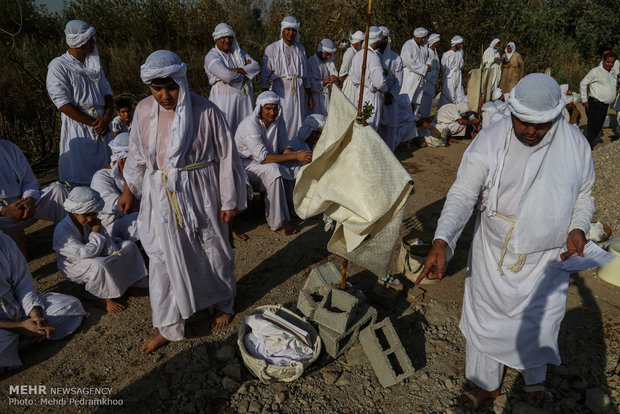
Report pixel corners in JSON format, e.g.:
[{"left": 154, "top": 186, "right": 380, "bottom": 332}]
[
  {"left": 64, "top": 187, "right": 104, "bottom": 214},
  {"left": 280, "top": 16, "right": 301, "bottom": 43},
  {"left": 254, "top": 91, "right": 281, "bottom": 118},
  {"left": 317, "top": 38, "right": 336, "bottom": 54},
  {"left": 505, "top": 42, "right": 516, "bottom": 60},
  {"left": 65, "top": 20, "right": 95, "bottom": 48},
  {"left": 297, "top": 114, "right": 326, "bottom": 141},
  {"left": 492, "top": 87, "right": 503, "bottom": 101},
  {"left": 508, "top": 73, "right": 566, "bottom": 123},
  {"left": 351, "top": 30, "right": 365, "bottom": 43},
  {"left": 109, "top": 132, "right": 130, "bottom": 163},
  {"left": 379, "top": 26, "right": 390, "bottom": 38},
  {"left": 451, "top": 35, "right": 463, "bottom": 47},
  {"left": 428, "top": 33, "right": 440, "bottom": 46},
  {"left": 456, "top": 102, "right": 470, "bottom": 116},
  {"left": 140, "top": 50, "right": 193, "bottom": 169},
  {"left": 211, "top": 23, "right": 245, "bottom": 67},
  {"left": 413, "top": 27, "right": 428, "bottom": 38},
  {"left": 490, "top": 38, "right": 500, "bottom": 49},
  {"left": 368, "top": 26, "right": 382, "bottom": 45}
]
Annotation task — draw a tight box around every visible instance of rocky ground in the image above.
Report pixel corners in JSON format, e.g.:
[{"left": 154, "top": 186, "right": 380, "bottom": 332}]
[{"left": 1, "top": 112, "right": 619, "bottom": 414}]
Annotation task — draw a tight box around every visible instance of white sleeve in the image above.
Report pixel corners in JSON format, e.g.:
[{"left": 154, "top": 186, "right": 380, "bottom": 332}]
[{"left": 568, "top": 141, "right": 596, "bottom": 233}]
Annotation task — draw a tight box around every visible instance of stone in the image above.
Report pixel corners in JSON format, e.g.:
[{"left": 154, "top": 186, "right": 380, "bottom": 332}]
[
  {"left": 444, "top": 378, "right": 453, "bottom": 389},
  {"left": 322, "top": 370, "right": 340, "bottom": 384},
  {"left": 159, "top": 387, "right": 171, "bottom": 400},
  {"left": 425, "top": 301, "right": 448, "bottom": 326},
  {"left": 345, "top": 342, "right": 369, "bottom": 366},
  {"left": 221, "top": 377, "right": 240, "bottom": 392},
  {"left": 585, "top": 387, "right": 612, "bottom": 414},
  {"left": 335, "top": 371, "right": 352, "bottom": 386},
  {"left": 181, "top": 401, "right": 196, "bottom": 414},
  {"left": 512, "top": 402, "right": 546, "bottom": 414},
  {"left": 223, "top": 361, "right": 242, "bottom": 381},
  {"left": 248, "top": 400, "right": 261, "bottom": 413},
  {"left": 216, "top": 344, "right": 236, "bottom": 361},
  {"left": 274, "top": 392, "right": 286, "bottom": 404},
  {"left": 406, "top": 286, "right": 425, "bottom": 302},
  {"left": 550, "top": 365, "right": 569, "bottom": 377}
]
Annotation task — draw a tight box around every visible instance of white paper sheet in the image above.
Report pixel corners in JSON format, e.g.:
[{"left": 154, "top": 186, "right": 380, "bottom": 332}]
[{"left": 551, "top": 241, "right": 616, "bottom": 273}]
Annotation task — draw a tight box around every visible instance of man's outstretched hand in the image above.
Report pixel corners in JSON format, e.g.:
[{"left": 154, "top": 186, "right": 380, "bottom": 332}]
[
  {"left": 560, "top": 229, "right": 587, "bottom": 261},
  {"left": 415, "top": 239, "right": 448, "bottom": 285}
]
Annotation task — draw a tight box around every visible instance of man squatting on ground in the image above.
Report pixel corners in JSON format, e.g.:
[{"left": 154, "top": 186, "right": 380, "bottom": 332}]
[{"left": 417, "top": 74, "right": 595, "bottom": 409}]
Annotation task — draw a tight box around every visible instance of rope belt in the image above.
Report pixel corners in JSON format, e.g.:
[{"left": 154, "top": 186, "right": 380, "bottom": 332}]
[
  {"left": 495, "top": 213, "right": 527, "bottom": 276},
  {"left": 280, "top": 76, "right": 299, "bottom": 101},
  {"left": 0, "top": 295, "right": 20, "bottom": 321}
]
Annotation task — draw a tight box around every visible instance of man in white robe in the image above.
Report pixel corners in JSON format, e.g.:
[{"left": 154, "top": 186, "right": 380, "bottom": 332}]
[
  {"left": 349, "top": 26, "right": 387, "bottom": 130},
  {"left": 439, "top": 36, "right": 466, "bottom": 108},
  {"left": 235, "top": 91, "right": 312, "bottom": 235},
  {"left": 262, "top": 16, "right": 313, "bottom": 140},
  {"left": 481, "top": 88, "right": 509, "bottom": 129},
  {"left": 307, "top": 39, "right": 339, "bottom": 117},
  {"left": 482, "top": 38, "right": 502, "bottom": 92},
  {"left": 378, "top": 27, "right": 403, "bottom": 151},
  {"left": 0, "top": 230, "right": 86, "bottom": 372},
  {"left": 419, "top": 33, "right": 440, "bottom": 119},
  {"left": 90, "top": 133, "right": 139, "bottom": 241},
  {"left": 417, "top": 74, "right": 595, "bottom": 409},
  {"left": 53, "top": 187, "right": 147, "bottom": 313},
  {"left": 340, "top": 30, "right": 364, "bottom": 102},
  {"left": 46, "top": 20, "right": 113, "bottom": 186},
  {"left": 400, "top": 27, "right": 429, "bottom": 113},
  {"left": 288, "top": 113, "right": 325, "bottom": 176},
  {"left": 121, "top": 51, "right": 247, "bottom": 353},
  {"left": 0, "top": 140, "right": 68, "bottom": 240},
  {"left": 204, "top": 23, "right": 260, "bottom": 133}
]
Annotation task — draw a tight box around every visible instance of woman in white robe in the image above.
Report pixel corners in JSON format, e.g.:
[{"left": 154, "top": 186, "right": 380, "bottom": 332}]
[
  {"left": 482, "top": 38, "right": 502, "bottom": 92},
  {"left": 439, "top": 36, "right": 466, "bottom": 108},
  {"left": 53, "top": 187, "right": 147, "bottom": 313},
  {"left": 0, "top": 230, "right": 86, "bottom": 371}
]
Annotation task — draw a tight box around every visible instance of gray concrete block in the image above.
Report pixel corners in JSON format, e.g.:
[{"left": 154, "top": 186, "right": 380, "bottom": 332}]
[
  {"left": 303, "top": 262, "right": 342, "bottom": 291},
  {"left": 313, "top": 288, "right": 359, "bottom": 334},
  {"left": 359, "top": 317, "right": 415, "bottom": 387},
  {"left": 319, "top": 302, "right": 377, "bottom": 358}
]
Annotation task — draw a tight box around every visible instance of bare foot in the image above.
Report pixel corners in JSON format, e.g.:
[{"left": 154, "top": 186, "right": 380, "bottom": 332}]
[
  {"left": 459, "top": 386, "right": 500, "bottom": 409},
  {"left": 211, "top": 311, "right": 233, "bottom": 329},
  {"left": 126, "top": 286, "right": 148, "bottom": 297},
  {"left": 275, "top": 222, "right": 297, "bottom": 235},
  {"left": 524, "top": 383, "right": 546, "bottom": 406},
  {"left": 141, "top": 333, "right": 169, "bottom": 354},
  {"left": 96, "top": 298, "right": 125, "bottom": 313},
  {"left": 232, "top": 231, "right": 248, "bottom": 241}
]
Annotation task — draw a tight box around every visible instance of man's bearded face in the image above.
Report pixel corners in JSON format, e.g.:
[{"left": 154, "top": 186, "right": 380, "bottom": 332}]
[
  {"left": 511, "top": 115, "right": 552, "bottom": 147},
  {"left": 283, "top": 28, "right": 297, "bottom": 43},
  {"left": 261, "top": 104, "right": 279, "bottom": 124},
  {"left": 318, "top": 52, "right": 332, "bottom": 61},
  {"left": 216, "top": 36, "right": 234, "bottom": 53}
]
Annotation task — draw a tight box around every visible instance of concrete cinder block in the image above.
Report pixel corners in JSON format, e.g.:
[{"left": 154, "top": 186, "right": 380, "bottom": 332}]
[
  {"left": 313, "top": 288, "right": 360, "bottom": 334},
  {"left": 359, "top": 317, "right": 415, "bottom": 387},
  {"left": 303, "top": 262, "right": 343, "bottom": 291},
  {"left": 319, "top": 302, "right": 377, "bottom": 358},
  {"left": 297, "top": 284, "right": 331, "bottom": 319}
]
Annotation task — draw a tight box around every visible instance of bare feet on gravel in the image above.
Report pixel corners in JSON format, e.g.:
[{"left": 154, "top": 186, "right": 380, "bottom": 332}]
[
  {"left": 211, "top": 311, "right": 233, "bottom": 329},
  {"left": 96, "top": 298, "right": 125, "bottom": 313},
  {"left": 232, "top": 231, "right": 248, "bottom": 241},
  {"left": 275, "top": 222, "right": 297, "bottom": 235},
  {"left": 141, "top": 333, "right": 169, "bottom": 354},
  {"left": 459, "top": 386, "right": 500, "bottom": 409}
]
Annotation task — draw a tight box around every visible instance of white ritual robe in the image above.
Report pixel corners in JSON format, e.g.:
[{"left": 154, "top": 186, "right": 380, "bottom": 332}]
[
  {"left": 396, "top": 95, "right": 419, "bottom": 147},
  {"left": 124, "top": 94, "right": 247, "bottom": 340},
  {"left": 419, "top": 48, "right": 440, "bottom": 118},
  {"left": 482, "top": 47, "right": 502, "bottom": 92},
  {"left": 235, "top": 114, "right": 293, "bottom": 230},
  {"left": 90, "top": 165, "right": 139, "bottom": 241},
  {"left": 481, "top": 101, "right": 509, "bottom": 129},
  {"left": 434, "top": 117, "right": 594, "bottom": 372},
  {"left": 350, "top": 47, "right": 387, "bottom": 130},
  {"left": 379, "top": 48, "right": 404, "bottom": 151},
  {"left": 262, "top": 40, "right": 310, "bottom": 140},
  {"left": 435, "top": 104, "right": 465, "bottom": 136},
  {"left": 400, "top": 39, "right": 428, "bottom": 107},
  {"left": 439, "top": 50, "right": 466, "bottom": 107},
  {"left": 53, "top": 215, "right": 146, "bottom": 299},
  {"left": 46, "top": 52, "right": 112, "bottom": 185},
  {"left": 0, "top": 140, "right": 67, "bottom": 235},
  {"left": 307, "top": 54, "right": 338, "bottom": 117},
  {"left": 0, "top": 231, "right": 86, "bottom": 369},
  {"left": 339, "top": 46, "right": 357, "bottom": 78},
  {"left": 204, "top": 47, "right": 260, "bottom": 133}
]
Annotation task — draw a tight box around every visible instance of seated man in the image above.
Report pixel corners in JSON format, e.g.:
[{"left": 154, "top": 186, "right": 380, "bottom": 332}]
[
  {"left": 481, "top": 88, "right": 510, "bottom": 129},
  {"left": 419, "top": 101, "right": 480, "bottom": 146},
  {"left": 53, "top": 187, "right": 147, "bottom": 313},
  {"left": 234, "top": 91, "right": 312, "bottom": 235},
  {"left": 0, "top": 230, "right": 86, "bottom": 374},
  {"left": 0, "top": 139, "right": 68, "bottom": 243},
  {"left": 90, "top": 133, "right": 139, "bottom": 241}
]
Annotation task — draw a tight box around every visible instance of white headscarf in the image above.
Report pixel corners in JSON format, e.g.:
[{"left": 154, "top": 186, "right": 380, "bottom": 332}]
[
  {"left": 492, "top": 87, "right": 503, "bottom": 101},
  {"left": 451, "top": 35, "right": 463, "bottom": 47},
  {"left": 212, "top": 23, "right": 245, "bottom": 67},
  {"left": 317, "top": 38, "right": 336, "bottom": 54},
  {"left": 508, "top": 73, "right": 565, "bottom": 123},
  {"left": 109, "top": 132, "right": 130, "bottom": 163},
  {"left": 297, "top": 114, "right": 326, "bottom": 141},
  {"left": 351, "top": 30, "right": 365, "bottom": 44},
  {"left": 428, "top": 33, "right": 440, "bottom": 47},
  {"left": 490, "top": 38, "right": 500, "bottom": 49},
  {"left": 64, "top": 187, "right": 104, "bottom": 214},
  {"left": 254, "top": 91, "right": 281, "bottom": 119},
  {"left": 505, "top": 42, "right": 516, "bottom": 60},
  {"left": 63, "top": 20, "right": 101, "bottom": 81},
  {"left": 379, "top": 26, "right": 392, "bottom": 57},
  {"left": 367, "top": 26, "right": 382, "bottom": 46},
  {"left": 413, "top": 27, "right": 428, "bottom": 38},
  {"left": 280, "top": 16, "right": 301, "bottom": 43},
  {"left": 140, "top": 50, "right": 192, "bottom": 170}
]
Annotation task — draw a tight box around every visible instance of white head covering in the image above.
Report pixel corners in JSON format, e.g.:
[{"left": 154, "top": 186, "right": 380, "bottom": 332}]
[
  {"left": 456, "top": 102, "right": 470, "bottom": 116},
  {"left": 351, "top": 30, "right": 365, "bottom": 44},
  {"left": 140, "top": 50, "right": 192, "bottom": 169},
  {"left": 428, "top": 33, "right": 440, "bottom": 46},
  {"left": 505, "top": 42, "right": 516, "bottom": 60},
  {"left": 492, "top": 87, "right": 503, "bottom": 101},
  {"left": 379, "top": 26, "right": 390, "bottom": 38},
  {"left": 254, "top": 91, "right": 281, "bottom": 118},
  {"left": 297, "top": 114, "right": 326, "bottom": 141},
  {"left": 490, "top": 38, "right": 500, "bottom": 49},
  {"left": 413, "top": 27, "right": 428, "bottom": 38},
  {"left": 451, "top": 35, "right": 463, "bottom": 47},
  {"left": 64, "top": 187, "right": 104, "bottom": 214},
  {"left": 63, "top": 20, "right": 101, "bottom": 80},
  {"left": 508, "top": 73, "right": 566, "bottom": 123},
  {"left": 368, "top": 26, "right": 382, "bottom": 46},
  {"left": 317, "top": 38, "right": 336, "bottom": 54},
  {"left": 212, "top": 23, "right": 245, "bottom": 67},
  {"left": 280, "top": 16, "right": 301, "bottom": 43},
  {"left": 109, "top": 132, "right": 130, "bottom": 163}
]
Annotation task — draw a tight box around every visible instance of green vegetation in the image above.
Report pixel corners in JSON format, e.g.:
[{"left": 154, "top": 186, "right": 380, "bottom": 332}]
[{"left": 1, "top": 0, "right": 618, "bottom": 163}]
